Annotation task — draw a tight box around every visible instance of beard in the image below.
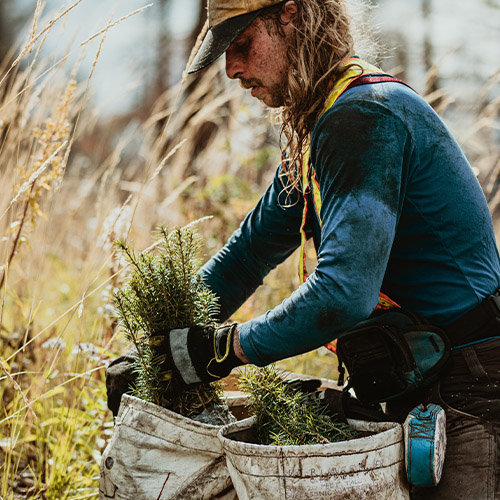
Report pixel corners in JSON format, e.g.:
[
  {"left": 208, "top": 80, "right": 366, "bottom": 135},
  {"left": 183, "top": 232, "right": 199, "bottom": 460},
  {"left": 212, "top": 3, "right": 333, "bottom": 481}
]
[{"left": 239, "top": 76, "right": 289, "bottom": 108}]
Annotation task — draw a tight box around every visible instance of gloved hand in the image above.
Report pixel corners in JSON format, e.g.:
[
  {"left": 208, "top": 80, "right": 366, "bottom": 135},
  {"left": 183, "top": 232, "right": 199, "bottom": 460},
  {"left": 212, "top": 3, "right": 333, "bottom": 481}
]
[
  {"left": 285, "top": 377, "right": 322, "bottom": 394},
  {"left": 105, "top": 348, "right": 138, "bottom": 417},
  {"left": 320, "top": 388, "right": 396, "bottom": 423},
  {"left": 151, "top": 322, "right": 243, "bottom": 385},
  {"left": 283, "top": 380, "right": 393, "bottom": 424}
]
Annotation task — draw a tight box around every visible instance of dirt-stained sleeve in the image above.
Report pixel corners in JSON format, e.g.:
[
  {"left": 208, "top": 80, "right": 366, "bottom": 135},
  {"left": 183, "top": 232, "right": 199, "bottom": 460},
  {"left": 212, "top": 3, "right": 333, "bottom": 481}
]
[{"left": 239, "top": 100, "right": 411, "bottom": 365}]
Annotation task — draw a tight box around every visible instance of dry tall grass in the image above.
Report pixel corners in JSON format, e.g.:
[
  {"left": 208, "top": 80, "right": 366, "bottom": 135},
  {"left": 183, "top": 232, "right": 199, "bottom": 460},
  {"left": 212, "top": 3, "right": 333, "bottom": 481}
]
[
  {"left": 0, "top": 2, "right": 499, "bottom": 499},
  {"left": 0, "top": 3, "right": 287, "bottom": 498}
]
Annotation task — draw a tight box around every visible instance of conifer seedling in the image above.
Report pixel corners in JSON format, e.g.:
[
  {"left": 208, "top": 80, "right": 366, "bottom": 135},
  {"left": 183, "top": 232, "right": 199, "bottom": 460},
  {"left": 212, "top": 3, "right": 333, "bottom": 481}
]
[
  {"left": 238, "top": 365, "right": 358, "bottom": 446},
  {"left": 113, "top": 226, "right": 225, "bottom": 419}
]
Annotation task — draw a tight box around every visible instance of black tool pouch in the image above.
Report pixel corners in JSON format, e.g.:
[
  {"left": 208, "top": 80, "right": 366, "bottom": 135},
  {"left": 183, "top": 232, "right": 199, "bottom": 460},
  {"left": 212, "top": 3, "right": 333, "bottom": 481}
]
[{"left": 336, "top": 309, "right": 450, "bottom": 404}]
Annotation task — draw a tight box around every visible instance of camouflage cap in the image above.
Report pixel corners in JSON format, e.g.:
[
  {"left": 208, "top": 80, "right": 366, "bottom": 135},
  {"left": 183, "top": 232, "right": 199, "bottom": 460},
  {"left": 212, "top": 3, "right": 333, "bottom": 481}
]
[{"left": 188, "top": 0, "right": 284, "bottom": 73}]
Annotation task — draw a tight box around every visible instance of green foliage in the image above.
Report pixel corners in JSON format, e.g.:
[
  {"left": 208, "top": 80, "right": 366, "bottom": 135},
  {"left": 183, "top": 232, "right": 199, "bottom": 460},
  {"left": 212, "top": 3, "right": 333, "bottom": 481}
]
[
  {"left": 0, "top": 371, "right": 108, "bottom": 500},
  {"left": 113, "top": 226, "right": 223, "bottom": 415},
  {"left": 115, "top": 226, "right": 219, "bottom": 335},
  {"left": 28, "top": 383, "right": 107, "bottom": 500},
  {"left": 238, "top": 366, "right": 357, "bottom": 446}
]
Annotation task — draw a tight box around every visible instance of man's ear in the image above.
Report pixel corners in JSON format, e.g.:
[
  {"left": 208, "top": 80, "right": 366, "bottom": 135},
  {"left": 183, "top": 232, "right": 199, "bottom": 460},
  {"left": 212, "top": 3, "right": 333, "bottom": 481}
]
[{"left": 280, "top": 0, "right": 298, "bottom": 24}]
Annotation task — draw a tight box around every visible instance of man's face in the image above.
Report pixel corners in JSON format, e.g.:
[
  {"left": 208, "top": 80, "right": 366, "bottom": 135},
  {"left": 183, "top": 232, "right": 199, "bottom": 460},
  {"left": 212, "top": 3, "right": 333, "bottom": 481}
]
[{"left": 225, "top": 17, "right": 294, "bottom": 108}]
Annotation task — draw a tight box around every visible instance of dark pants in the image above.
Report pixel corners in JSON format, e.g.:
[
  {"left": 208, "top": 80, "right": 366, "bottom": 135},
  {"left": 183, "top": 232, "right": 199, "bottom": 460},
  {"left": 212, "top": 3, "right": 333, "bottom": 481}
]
[{"left": 389, "top": 337, "right": 500, "bottom": 499}]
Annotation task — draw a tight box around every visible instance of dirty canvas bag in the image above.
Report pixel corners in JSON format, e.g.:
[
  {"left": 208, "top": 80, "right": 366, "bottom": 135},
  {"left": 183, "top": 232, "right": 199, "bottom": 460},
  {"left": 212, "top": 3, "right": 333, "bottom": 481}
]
[
  {"left": 336, "top": 309, "right": 450, "bottom": 404},
  {"left": 99, "top": 394, "right": 237, "bottom": 500},
  {"left": 218, "top": 416, "right": 410, "bottom": 500}
]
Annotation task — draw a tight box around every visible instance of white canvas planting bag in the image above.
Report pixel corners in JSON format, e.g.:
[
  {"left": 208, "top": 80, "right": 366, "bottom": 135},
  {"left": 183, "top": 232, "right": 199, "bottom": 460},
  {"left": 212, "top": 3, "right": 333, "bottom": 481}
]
[
  {"left": 218, "top": 416, "right": 410, "bottom": 500},
  {"left": 99, "top": 394, "right": 237, "bottom": 500}
]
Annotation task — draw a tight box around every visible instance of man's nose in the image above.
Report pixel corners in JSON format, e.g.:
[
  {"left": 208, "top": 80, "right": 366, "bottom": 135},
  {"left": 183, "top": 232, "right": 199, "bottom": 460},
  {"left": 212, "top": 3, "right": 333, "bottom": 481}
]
[{"left": 225, "top": 48, "right": 243, "bottom": 79}]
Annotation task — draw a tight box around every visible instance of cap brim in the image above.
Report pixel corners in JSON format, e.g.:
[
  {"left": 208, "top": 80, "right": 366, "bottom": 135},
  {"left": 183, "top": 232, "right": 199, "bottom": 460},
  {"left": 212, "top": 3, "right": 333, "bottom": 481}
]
[{"left": 188, "top": 10, "right": 262, "bottom": 74}]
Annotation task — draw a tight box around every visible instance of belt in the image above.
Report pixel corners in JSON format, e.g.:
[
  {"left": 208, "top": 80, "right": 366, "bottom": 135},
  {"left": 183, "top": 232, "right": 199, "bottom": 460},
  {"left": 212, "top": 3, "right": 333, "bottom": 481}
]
[{"left": 442, "top": 289, "right": 500, "bottom": 347}]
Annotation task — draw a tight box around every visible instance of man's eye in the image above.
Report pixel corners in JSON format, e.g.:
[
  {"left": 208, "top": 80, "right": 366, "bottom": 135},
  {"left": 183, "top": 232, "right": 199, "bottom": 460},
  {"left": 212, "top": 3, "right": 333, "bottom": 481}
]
[{"left": 234, "top": 39, "right": 251, "bottom": 52}]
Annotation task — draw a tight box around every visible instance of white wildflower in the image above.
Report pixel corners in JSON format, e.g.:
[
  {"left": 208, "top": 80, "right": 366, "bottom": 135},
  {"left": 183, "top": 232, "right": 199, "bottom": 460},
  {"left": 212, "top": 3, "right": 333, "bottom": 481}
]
[
  {"left": 71, "top": 343, "right": 100, "bottom": 362},
  {"left": 41, "top": 338, "right": 66, "bottom": 350}
]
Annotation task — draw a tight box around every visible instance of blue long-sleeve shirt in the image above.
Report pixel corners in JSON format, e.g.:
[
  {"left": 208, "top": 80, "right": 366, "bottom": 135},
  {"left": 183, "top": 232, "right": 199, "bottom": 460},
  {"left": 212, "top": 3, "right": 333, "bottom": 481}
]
[{"left": 200, "top": 81, "right": 500, "bottom": 366}]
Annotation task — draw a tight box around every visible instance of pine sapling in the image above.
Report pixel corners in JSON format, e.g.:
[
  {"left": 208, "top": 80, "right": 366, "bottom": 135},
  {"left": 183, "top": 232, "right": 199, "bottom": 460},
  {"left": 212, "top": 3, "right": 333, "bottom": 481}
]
[
  {"left": 113, "top": 226, "right": 224, "bottom": 418},
  {"left": 238, "top": 365, "right": 358, "bottom": 446}
]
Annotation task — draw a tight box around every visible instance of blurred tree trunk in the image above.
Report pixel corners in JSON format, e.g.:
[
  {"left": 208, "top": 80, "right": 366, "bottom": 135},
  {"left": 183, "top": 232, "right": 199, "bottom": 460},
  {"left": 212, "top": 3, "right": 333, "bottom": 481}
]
[
  {"left": 147, "top": 0, "right": 218, "bottom": 169},
  {"left": 422, "top": 0, "right": 432, "bottom": 73},
  {"left": 422, "top": 0, "right": 440, "bottom": 95},
  {"left": 187, "top": 0, "right": 207, "bottom": 55},
  {"left": 155, "top": 0, "right": 170, "bottom": 97},
  {"left": 0, "top": 0, "right": 12, "bottom": 64},
  {"left": 181, "top": 0, "right": 219, "bottom": 174},
  {"left": 152, "top": 0, "right": 207, "bottom": 101},
  {"left": 0, "top": 2, "right": 36, "bottom": 70},
  {"left": 0, "top": 0, "right": 32, "bottom": 95}
]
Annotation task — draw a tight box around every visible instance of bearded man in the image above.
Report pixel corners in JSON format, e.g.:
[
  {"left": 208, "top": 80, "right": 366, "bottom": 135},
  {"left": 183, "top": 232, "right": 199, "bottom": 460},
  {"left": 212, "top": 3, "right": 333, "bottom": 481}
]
[{"left": 107, "top": 1, "right": 500, "bottom": 497}]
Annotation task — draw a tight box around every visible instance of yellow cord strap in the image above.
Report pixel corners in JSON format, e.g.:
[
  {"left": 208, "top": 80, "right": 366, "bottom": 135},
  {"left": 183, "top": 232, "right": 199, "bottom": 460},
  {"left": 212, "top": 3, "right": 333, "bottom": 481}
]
[{"left": 298, "top": 58, "right": 386, "bottom": 284}]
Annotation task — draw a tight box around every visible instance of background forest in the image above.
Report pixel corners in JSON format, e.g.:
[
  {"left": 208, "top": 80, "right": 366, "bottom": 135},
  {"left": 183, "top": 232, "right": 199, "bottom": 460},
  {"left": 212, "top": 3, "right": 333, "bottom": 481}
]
[{"left": 0, "top": 0, "right": 499, "bottom": 497}]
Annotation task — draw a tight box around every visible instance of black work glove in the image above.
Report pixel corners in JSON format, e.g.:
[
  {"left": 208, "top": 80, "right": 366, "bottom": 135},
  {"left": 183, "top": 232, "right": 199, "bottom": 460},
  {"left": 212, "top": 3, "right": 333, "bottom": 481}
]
[
  {"left": 151, "top": 323, "right": 242, "bottom": 385},
  {"left": 285, "top": 377, "right": 322, "bottom": 394},
  {"left": 320, "top": 388, "right": 396, "bottom": 423},
  {"left": 105, "top": 348, "right": 138, "bottom": 417},
  {"left": 282, "top": 380, "right": 393, "bottom": 423}
]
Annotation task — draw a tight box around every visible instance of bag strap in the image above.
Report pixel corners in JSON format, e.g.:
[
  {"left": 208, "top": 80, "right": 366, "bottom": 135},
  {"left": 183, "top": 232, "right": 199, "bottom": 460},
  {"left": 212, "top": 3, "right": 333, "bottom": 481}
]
[
  {"left": 442, "top": 290, "right": 500, "bottom": 347},
  {"left": 343, "top": 74, "right": 414, "bottom": 93}
]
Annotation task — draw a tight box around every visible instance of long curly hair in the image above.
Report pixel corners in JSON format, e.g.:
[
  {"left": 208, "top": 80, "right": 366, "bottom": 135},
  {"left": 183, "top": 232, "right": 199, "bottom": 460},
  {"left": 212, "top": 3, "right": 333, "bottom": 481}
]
[{"left": 261, "top": 0, "right": 359, "bottom": 191}]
